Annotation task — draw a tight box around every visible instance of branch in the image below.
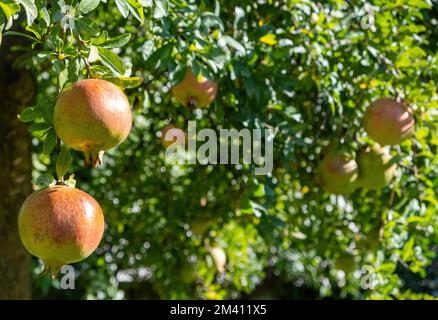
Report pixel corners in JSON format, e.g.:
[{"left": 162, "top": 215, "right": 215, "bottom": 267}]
[{"left": 77, "top": 34, "right": 92, "bottom": 78}]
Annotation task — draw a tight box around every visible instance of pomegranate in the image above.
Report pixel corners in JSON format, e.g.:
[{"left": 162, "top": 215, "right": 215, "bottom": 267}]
[
  {"left": 18, "top": 185, "right": 104, "bottom": 276},
  {"left": 161, "top": 124, "right": 186, "bottom": 148},
  {"left": 363, "top": 98, "right": 415, "bottom": 146},
  {"left": 357, "top": 144, "right": 397, "bottom": 190},
  {"left": 318, "top": 152, "right": 359, "bottom": 195},
  {"left": 172, "top": 68, "right": 217, "bottom": 108},
  {"left": 54, "top": 79, "right": 132, "bottom": 167}
]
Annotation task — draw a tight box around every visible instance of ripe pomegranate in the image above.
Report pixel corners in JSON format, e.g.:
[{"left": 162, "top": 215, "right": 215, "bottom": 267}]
[
  {"left": 363, "top": 98, "right": 415, "bottom": 146},
  {"left": 357, "top": 144, "right": 397, "bottom": 190},
  {"left": 318, "top": 152, "right": 359, "bottom": 195},
  {"left": 54, "top": 79, "right": 132, "bottom": 167},
  {"left": 172, "top": 68, "right": 217, "bottom": 108},
  {"left": 18, "top": 185, "right": 104, "bottom": 276},
  {"left": 161, "top": 124, "right": 186, "bottom": 148}
]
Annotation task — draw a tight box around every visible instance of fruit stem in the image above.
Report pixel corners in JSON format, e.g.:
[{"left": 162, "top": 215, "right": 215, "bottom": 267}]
[{"left": 188, "top": 97, "right": 198, "bottom": 108}]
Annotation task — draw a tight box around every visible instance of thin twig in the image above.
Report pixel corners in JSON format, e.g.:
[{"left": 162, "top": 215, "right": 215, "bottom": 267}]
[
  {"left": 389, "top": 189, "right": 395, "bottom": 207},
  {"left": 55, "top": 73, "right": 62, "bottom": 181},
  {"left": 77, "top": 34, "right": 92, "bottom": 78},
  {"left": 142, "top": 69, "right": 167, "bottom": 90},
  {"left": 411, "top": 141, "right": 421, "bottom": 197}
]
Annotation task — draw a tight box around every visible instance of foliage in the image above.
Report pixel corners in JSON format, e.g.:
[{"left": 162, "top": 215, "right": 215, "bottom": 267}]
[{"left": 2, "top": 0, "right": 438, "bottom": 299}]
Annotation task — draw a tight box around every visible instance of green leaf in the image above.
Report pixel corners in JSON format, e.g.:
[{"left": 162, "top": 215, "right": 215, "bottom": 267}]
[
  {"left": 126, "top": 0, "right": 144, "bottom": 24},
  {"left": 145, "top": 42, "right": 173, "bottom": 69},
  {"left": 89, "top": 64, "right": 108, "bottom": 75},
  {"left": 406, "top": 216, "right": 426, "bottom": 224},
  {"left": 28, "top": 122, "right": 51, "bottom": 132},
  {"left": 376, "top": 262, "right": 396, "bottom": 273},
  {"left": 0, "top": 7, "right": 4, "bottom": 30},
  {"left": 401, "top": 237, "right": 415, "bottom": 262},
  {"left": 3, "top": 30, "right": 38, "bottom": 41},
  {"left": 52, "top": 60, "right": 64, "bottom": 73},
  {"left": 191, "top": 59, "right": 201, "bottom": 77},
  {"left": 101, "top": 33, "right": 131, "bottom": 49},
  {"left": 67, "top": 58, "right": 80, "bottom": 83},
  {"left": 56, "top": 145, "right": 73, "bottom": 180},
  {"left": 75, "top": 18, "right": 98, "bottom": 36},
  {"left": 97, "top": 46, "right": 126, "bottom": 76},
  {"left": 41, "top": 103, "right": 54, "bottom": 124},
  {"left": 39, "top": 6, "right": 50, "bottom": 26},
  {"left": 172, "top": 64, "right": 187, "bottom": 85},
  {"left": 103, "top": 76, "right": 142, "bottom": 89},
  {"left": 115, "top": 0, "right": 129, "bottom": 18},
  {"left": 90, "top": 30, "right": 108, "bottom": 45},
  {"left": 35, "top": 173, "right": 55, "bottom": 187},
  {"left": 58, "top": 67, "right": 68, "bottom": 90},
  {"left": 77, "top": 0, "right": 100, "bottom": 14},
  {"left": 43, "top": 128, "right": 57, "bottom": 155},
  {"left": 25, "top": 24, "right": 41, "bottom": 39},
  {"left": 253, "top": 184, "right": 265, "bottom": 198},
  {"left": 0, "top": 1, "right": 20, "bottom": 21},
  {"left": 139, "top": 0, "right": 153, "bottom": 7},
  {"left": 396, "top": 47, "right": 427, "bottom": 68},
  {"left": 223, "top": 35, "right": 245, "bottom": 55},
  {"left": 18, "top": 106, "right": 41, "bottom": 122},
  {"left": 36, "top": 51, "right": 52, "bottom": 60},
  {"left": 17, "top": 0, "right": 37, "bottom": 25},
  {"left": 153, "top": 0, "right": 167, "bottom": 19}
]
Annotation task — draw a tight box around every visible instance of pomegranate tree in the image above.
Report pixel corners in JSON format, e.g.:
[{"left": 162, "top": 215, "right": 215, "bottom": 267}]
[
  {"left": 318, "top": 152, "right": 359, "bottom": 195},
  {"left": 357, "top": 144, "right": 397, "bottom": 190},
  {"left": 363, "top": 98, "right": 415, "bottom": 146},
  {"left": 172, "top": 69, "right": 217, "bottom": 108},
  {"left": 54, "top": 79, "right": 132, "bottom": 167},
  {"left": 18, "top": 185, "right": 104, "bottom": 276}
]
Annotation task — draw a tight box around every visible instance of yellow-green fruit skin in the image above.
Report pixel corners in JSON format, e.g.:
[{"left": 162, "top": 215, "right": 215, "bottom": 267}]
[
  {"left": 318, "top": 153, "right": 359, "bottom": 195},
  {"left": 54, "top": 79, "right": 132, "bottom": 165},
  {"left": 357, "top": 145, "right": 397, "bottom": 190}
]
